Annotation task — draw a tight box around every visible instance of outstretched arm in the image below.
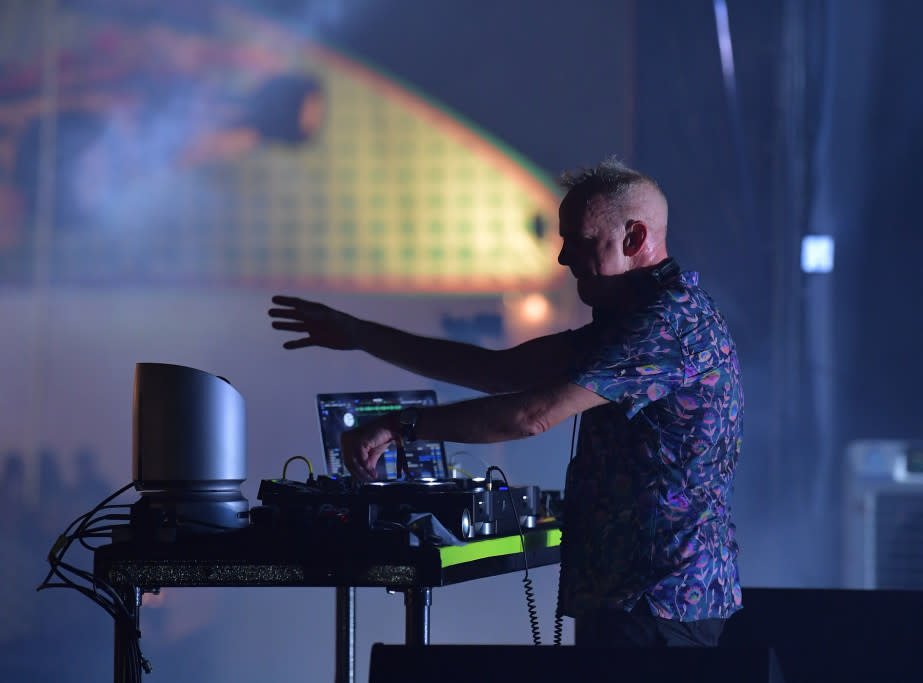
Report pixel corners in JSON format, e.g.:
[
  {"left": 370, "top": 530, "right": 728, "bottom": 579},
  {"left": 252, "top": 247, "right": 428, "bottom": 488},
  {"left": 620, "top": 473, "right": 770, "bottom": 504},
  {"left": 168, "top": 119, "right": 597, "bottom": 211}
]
[
  {"left": 340, "top": 379, "right": 607, "bottom": 482},
  {"left": 268, "top": 296, "right": 573, "bottom": 394}
]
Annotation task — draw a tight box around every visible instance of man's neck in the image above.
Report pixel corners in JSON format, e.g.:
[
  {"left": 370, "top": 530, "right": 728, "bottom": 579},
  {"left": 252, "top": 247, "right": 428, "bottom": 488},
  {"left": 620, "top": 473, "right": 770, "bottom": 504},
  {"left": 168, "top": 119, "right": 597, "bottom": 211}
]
[{"left": 590, "top": 258, "right": 679, "bottom": 314}]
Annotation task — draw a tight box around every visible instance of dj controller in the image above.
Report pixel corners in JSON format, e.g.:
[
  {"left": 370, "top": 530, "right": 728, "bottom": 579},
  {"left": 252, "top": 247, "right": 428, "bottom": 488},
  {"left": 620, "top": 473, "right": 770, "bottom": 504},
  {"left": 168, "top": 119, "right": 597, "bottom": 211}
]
[{"left": 252, "top": 475, "right": 542, "bottom": 542}]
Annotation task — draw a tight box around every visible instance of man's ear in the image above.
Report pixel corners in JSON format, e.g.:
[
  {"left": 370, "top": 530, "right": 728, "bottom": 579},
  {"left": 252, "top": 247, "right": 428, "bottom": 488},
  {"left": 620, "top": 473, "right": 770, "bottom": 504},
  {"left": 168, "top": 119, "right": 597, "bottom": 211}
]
[{"left": 622, "top": 221, "right": 647, "bottom": 257}]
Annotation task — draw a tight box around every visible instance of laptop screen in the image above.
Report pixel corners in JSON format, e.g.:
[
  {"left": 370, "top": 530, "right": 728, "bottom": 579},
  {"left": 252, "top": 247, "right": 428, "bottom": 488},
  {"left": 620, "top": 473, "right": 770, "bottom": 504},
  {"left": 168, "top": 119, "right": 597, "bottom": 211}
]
[{"left": 316, "top": 390, "right": 449, "bottom": 480}]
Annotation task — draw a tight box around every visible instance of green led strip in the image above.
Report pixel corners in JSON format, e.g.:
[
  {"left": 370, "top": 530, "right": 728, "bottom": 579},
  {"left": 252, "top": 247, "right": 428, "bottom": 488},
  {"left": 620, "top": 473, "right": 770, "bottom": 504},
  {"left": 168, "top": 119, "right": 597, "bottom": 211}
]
[{"left": 439, "top": 527, "right": 562, "bottom": 568}]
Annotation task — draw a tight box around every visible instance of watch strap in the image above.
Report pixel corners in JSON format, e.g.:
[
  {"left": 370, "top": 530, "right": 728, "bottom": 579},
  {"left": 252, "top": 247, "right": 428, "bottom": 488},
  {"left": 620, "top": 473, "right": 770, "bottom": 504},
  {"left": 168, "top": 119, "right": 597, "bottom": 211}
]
[{"left": 398, "top": 407, "right": 419, "bottom": 442}]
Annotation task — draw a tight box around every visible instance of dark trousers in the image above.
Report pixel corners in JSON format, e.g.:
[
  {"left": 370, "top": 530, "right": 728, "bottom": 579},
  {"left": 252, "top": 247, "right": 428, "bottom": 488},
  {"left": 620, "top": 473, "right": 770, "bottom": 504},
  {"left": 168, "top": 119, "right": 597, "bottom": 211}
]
[{"left": 575, "top": 602, "right": 725, "bottom": 648}]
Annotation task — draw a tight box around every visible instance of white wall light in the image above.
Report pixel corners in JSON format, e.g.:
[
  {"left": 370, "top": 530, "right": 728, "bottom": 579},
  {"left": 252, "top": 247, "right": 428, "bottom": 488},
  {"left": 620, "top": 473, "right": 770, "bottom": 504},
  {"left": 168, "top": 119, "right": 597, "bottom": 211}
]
[{"left": 801, "top": 234, "right": 835, "bottom": 273}]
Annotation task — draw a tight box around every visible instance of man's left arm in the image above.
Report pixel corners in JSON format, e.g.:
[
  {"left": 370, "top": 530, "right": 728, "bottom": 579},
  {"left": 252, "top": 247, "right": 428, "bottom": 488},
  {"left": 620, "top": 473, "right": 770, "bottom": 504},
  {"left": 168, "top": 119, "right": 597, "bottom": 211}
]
[{"left": 340, "top": 380, "right": 608, "bottom": 482}]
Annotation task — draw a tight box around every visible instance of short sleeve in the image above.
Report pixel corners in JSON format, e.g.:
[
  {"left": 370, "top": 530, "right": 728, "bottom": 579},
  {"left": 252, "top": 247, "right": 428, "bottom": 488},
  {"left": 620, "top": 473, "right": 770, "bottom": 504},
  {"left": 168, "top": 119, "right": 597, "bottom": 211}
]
[{"left": 569, "top": 312, "right": 685, "bottom": 419}]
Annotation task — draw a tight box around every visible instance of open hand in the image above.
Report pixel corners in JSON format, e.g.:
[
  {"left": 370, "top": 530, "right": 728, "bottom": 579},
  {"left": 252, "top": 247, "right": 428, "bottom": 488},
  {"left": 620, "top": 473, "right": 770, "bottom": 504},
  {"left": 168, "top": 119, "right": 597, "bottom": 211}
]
[{"left": 268, "top": 296, "right": 360, "bottom": 350}]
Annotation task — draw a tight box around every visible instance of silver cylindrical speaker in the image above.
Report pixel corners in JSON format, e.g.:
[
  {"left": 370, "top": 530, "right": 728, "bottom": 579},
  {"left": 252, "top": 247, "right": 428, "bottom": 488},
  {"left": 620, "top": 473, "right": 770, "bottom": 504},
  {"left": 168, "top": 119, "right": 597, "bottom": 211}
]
[{"left": 132, "top": 362, "right": 248, "bottom": 531}]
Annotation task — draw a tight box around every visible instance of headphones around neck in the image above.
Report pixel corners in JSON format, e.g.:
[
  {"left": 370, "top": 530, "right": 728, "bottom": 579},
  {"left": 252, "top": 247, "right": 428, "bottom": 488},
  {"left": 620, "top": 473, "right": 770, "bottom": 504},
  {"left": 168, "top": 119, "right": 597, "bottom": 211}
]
[{"left": 650, "top": 257, "right": 680, "bottom": 284}]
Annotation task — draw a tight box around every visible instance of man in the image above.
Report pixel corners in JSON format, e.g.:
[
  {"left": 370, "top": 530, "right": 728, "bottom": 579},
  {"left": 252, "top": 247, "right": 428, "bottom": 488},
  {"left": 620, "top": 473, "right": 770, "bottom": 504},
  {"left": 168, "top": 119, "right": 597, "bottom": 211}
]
[{"left": 268, "top": 157, "right": 743, "bottom": 647}]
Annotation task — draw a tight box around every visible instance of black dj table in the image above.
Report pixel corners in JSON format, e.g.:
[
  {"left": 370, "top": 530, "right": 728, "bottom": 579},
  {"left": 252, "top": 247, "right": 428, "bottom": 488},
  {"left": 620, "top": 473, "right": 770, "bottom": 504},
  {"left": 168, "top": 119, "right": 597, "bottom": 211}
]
[{"left": 93, "top": 523, "right": 562, "bottom": 683}]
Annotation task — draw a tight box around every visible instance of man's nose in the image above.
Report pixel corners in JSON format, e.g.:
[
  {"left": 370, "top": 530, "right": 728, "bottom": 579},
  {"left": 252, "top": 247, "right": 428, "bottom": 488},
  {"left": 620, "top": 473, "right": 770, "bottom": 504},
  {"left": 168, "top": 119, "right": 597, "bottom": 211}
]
[{"left": 557, "top": 245, "right": 568, "bottom": 266}]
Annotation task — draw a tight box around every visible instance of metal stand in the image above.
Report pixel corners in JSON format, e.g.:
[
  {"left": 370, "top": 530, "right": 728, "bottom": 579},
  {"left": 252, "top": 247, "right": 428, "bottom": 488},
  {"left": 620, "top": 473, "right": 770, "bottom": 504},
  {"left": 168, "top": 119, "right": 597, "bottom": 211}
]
[
  {"left": 335, "top": 585, "right": 432, "bottom": 682},
  {"left": 335, "top": 586, "right": 356, "bottom": 683},
  {"left": 403, "top": 587, "right": 432, "bottom": 645},
  {"left": 109, "top": 583, "right": 437, "bottom": 683}
]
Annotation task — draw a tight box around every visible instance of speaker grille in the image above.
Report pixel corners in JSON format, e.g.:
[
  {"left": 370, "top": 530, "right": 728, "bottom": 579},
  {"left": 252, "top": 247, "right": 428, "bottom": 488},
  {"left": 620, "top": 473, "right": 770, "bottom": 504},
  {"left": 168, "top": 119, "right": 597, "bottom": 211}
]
[{"left": 874, "top": 492, "right": 923, "bottom": 588}]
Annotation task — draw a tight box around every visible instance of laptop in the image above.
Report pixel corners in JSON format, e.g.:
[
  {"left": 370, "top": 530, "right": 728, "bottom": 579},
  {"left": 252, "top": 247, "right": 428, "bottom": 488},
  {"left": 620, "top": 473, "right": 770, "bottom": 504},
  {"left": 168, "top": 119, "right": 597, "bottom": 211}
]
[{"left": 316, "top": 390, "right": 450, "bottom": 481}]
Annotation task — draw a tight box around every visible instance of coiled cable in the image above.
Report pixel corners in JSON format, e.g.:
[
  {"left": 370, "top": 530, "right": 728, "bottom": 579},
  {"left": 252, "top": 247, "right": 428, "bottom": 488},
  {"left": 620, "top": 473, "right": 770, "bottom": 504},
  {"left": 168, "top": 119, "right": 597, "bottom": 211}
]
[
  {"left": 552, "top": 413, "right": 579, "bottom": 645},
  {"left": 484, "top": 465, "right": 542, "bottom": 645}
]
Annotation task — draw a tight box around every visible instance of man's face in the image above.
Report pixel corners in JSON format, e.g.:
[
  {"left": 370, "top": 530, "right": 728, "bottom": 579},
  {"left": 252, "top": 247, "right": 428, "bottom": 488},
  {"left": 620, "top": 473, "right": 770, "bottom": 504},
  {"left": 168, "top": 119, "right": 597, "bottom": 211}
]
[{"left": 557, "top": 195, "right": 630, "bottom": 306}]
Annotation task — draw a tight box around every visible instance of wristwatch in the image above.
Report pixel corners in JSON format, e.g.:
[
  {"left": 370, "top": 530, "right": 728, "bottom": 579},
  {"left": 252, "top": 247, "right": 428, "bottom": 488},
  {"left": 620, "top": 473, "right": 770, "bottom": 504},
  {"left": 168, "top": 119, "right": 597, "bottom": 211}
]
[{"left": 398, "top": 407, "right": 419, "bottom": 442}]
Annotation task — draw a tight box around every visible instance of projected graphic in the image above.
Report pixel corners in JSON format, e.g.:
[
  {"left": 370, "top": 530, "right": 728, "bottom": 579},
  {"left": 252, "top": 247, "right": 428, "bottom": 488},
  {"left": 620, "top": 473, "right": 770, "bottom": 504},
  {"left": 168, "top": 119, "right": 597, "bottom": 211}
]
[{"left": 0, "top": 4, "right": 561, "bottom": 292}]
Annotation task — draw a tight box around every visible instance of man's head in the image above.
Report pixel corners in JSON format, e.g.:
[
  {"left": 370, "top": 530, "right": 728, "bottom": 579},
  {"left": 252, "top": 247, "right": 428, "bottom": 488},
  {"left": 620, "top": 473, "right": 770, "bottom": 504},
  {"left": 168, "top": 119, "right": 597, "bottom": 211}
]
[{"left": 557, "top": 157, "right": 670, "bottom": 307}]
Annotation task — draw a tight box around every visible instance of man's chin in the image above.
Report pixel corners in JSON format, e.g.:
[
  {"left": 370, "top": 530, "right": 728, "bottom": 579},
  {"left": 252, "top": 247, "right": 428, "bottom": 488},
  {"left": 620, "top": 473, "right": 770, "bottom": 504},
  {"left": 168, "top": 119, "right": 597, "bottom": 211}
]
[
  {"left": 576, "top": 281, "right": 596, "bottom": 306},
  {"left": 578, "top": 279, "right": 631, "bottom": 310}
]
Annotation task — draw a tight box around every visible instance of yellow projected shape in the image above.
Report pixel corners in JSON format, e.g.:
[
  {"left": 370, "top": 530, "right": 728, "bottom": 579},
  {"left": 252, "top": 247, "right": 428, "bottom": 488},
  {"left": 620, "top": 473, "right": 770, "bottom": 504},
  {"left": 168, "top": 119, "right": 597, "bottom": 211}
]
[
  {"left": 224, "top": 40, "right": 563, "bottom": 292},
  {"left": 0, "top": 7, "right": 564, "bottom": 293}
]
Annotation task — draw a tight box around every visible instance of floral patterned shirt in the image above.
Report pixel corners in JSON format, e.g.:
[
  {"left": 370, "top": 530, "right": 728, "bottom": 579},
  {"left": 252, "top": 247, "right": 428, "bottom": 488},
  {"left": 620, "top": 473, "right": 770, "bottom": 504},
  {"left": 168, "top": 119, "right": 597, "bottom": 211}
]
[{"left": 559, "top": 271, "right": 743, "bottom": 621}]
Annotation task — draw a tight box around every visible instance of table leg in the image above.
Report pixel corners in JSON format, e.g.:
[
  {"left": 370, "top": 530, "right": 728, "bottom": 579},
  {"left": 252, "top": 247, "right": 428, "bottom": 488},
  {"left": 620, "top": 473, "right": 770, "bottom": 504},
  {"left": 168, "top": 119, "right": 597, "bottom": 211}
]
[
  {"left": 403, "top": 587, "right": 432, "bottom": 645},
  {"left": 113, "top": 585, "right": 140, "bottom": 683},
  {"left": 335, "top": 586, "right": 356, "bottom": 683}
]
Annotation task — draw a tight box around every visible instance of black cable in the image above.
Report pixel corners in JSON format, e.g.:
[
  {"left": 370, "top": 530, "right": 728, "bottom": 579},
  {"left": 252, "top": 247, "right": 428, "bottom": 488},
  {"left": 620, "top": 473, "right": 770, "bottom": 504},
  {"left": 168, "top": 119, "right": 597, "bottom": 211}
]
[
  {"left": 522, "top": 572, "right": 541, "bottom": 646},
  {"left": 77, "top": 513, "right": 132, "bottom": 550},
  {"left": 58, "top": 483, "right": 134, "bottom": 538},
  {"left": 45, "top": 547, "right": 134, "bottom": 621},
  {"left": 37, "top": 482, "right": 150, "bottom": 678},
  {"left": 553, "top": 414, "right": 579, "bottom": 645},
  {"left": 484, "top": 465, "right": 542, "bottom": 645},
  {"left": 43, "top": 563, "right": 143, "bottom": 676},
  {"left": 39, "top": 488, "right": 134, "bottom": 591}
]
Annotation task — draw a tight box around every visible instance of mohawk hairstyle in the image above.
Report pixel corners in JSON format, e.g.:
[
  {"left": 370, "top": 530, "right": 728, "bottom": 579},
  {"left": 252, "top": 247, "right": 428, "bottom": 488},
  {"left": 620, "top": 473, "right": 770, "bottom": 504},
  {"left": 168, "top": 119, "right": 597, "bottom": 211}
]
[{"left": 558, "top": 155, "right": 662, "bottom": 203}]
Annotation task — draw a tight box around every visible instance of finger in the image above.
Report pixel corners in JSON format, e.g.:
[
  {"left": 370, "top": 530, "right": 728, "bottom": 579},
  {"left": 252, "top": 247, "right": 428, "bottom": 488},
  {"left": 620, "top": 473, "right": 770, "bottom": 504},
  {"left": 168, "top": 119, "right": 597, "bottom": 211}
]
[
  {"left": 357, "top": 457, "right": 378, "bottom": 482},
  {"left": 347, "top": 458, "right": 374, "bottom": 483},
  {"left": 268, "top": 307, "right": 303, "bottom": 319},
  {"left": 347, "top": 452, "right": 377, "bottom": 482},
  {"left": 272, "top": 296, "right": 325, "bottom": 312},
  {"left": 271, "top": 321, "right": 308, "bottom": 331},
  {"left": 283, "top": 338, "right": 317, "bottom": 350},
  {"left": 345, "top": 458, "right": 358, "bottom": 479},
  {"left": 271, "top": 295, "right": 305, "bottom": 306}
]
